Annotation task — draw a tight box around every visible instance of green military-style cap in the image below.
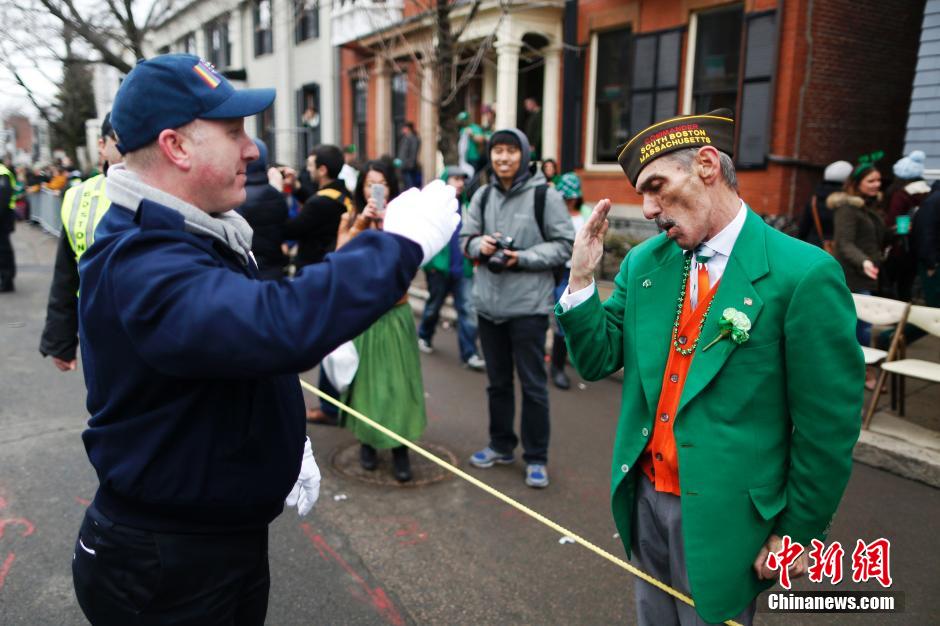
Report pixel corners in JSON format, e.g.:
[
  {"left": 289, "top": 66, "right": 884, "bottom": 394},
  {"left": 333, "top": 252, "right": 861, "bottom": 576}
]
[{"left": 616, "top": 108, "right": 735, "bottom": 186}]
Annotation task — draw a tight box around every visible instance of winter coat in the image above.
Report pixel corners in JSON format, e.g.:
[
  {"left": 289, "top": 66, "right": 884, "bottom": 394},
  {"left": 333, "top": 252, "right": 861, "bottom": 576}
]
[
  {"left": 459, "top": 128, "right": 573, "bottom": 321},
  {"left": 236, "top": 168, "right": 288, "bottom": 280},
  {"left": 797, "top": 181, "right": 842, "bottom": 247},
  {"left": 282, "top": 180, "right": 351, "bottom": 268},
  {"left": 830, "top": 192, "right": 886, "bottom": 293}
]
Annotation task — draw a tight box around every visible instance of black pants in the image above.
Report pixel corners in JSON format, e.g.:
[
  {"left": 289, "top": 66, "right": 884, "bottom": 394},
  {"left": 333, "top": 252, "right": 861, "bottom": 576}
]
[
  {"left": 0, "top": 209, "right": 15, "bottom": 285},
  {"left": 73, "top": 505, "right": 270, "bottom": 625},
  {"left": 477, "top": 315, "right": 550, "bottom": 464}
]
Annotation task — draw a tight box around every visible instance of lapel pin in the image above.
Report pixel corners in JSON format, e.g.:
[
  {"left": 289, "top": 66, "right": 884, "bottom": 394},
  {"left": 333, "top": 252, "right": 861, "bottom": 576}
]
[
  {"left": 642, "top": 279, "right": 652, "bottom": 288},
  {"left": 743, "top": 297, "right": 753, "bottom": 306}
]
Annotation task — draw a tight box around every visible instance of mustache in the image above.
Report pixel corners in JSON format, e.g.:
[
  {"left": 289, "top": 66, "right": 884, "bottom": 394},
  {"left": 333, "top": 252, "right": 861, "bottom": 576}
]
[{"left": 655, "top": 217, "right": 676, "bottom": 232}]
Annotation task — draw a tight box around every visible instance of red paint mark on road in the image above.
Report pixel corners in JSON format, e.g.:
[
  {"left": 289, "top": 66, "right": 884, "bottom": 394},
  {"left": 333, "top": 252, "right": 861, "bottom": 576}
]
[
  {"left": 300, "top": 523, "right": 405, "bottom": 626},
  {"left": 75, "top": 497, "right": 91, "bottom": 506},
  {"left": 0, "top": 497, "right": 6, "bottom": 509},
  {"left": 0, "top": 553, "right": 15, "bottom": 590},
  {"left": 0, "top": 518, "right": 35, "bottom": 540},
  {"left": 377, "top": 517, "right": 429, "bottom": 547}
]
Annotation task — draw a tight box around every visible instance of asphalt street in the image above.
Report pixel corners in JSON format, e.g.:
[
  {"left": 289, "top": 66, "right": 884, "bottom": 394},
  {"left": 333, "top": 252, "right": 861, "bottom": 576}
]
[{"left": 1, "top": 222, "right": 938, "bottom": 625}]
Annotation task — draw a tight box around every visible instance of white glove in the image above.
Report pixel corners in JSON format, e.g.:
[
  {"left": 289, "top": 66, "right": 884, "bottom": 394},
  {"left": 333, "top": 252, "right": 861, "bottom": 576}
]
[
  {"left": 383, "top": 179, "right": 461, "bottom": 265},
  {"left": 285, "top": 437, "right": 321, "bottom": 516}
]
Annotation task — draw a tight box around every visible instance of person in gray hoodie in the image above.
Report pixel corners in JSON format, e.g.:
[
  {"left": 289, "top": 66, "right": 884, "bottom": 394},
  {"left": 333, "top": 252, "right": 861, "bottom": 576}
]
[{"left": 459, "top": 128, "right": 574, "bottom": 488}]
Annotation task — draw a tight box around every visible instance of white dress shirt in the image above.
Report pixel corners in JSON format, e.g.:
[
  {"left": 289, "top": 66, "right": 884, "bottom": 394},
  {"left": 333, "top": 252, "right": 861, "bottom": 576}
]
[{"left": 558, "top": 200, "right": 748, "bottom": 312}]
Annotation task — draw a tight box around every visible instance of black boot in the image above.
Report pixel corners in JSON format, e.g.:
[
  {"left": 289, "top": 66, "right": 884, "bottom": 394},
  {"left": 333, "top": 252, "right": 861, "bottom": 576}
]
[
  {"left": 551, "top": 334, "right": 570, "bottom": 389},
  {"left": 392, "top": 446, "right": 412, "bottom": 483},
  {"left": 0, "top": 273, "right": 13, "bottom": 293},
  {"left": 551, "top": 366, "right": 571, "bottom": 390},
  {"left": 360, "top": 443, "right": 377, "bottom": 471}
]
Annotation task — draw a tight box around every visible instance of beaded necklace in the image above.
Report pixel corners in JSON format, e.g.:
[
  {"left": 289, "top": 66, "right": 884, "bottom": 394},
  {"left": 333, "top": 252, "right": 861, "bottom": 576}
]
[{"left": 672, "top": 254, "right": 716, "bottom": 356}]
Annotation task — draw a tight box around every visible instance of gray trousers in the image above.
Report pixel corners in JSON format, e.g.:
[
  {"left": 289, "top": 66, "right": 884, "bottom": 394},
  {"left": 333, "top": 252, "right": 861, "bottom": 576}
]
[{"left": 631, "top": 476, "right": 756, "bottom": 626}]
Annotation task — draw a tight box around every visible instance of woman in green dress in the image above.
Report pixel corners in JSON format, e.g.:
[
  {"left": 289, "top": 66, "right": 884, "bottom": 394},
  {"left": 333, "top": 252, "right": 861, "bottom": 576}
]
[{"left": 337, "top": 159, "right": 427, "bottom": 482}]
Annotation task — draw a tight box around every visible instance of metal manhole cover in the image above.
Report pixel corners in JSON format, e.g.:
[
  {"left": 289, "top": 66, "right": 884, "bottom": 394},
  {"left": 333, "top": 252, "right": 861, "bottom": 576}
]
[{"left": 331, "top": 441, "right": 458, "bottom": 487}]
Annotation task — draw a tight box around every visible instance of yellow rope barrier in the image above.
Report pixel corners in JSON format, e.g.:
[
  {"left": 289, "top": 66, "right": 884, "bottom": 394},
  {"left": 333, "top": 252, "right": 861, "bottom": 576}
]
[{"left": 301, "top": 379, "right": 742, "bottom": 626}]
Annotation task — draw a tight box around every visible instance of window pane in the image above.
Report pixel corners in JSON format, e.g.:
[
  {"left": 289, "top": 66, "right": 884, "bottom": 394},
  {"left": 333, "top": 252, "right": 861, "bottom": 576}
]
[
  {"left": 654, "top": 89, "right": 677, "bottom": 121},
  {"left": 694, "top": 91, "right": 738, "bottom": 114},
  {"left": 594, "top": 28, "right": 632, "bottom": 162},
  {"left": 657, "top": 31, "right": 681, "bottom": 87},
  {"left": 693, "top": 6, "right": 743, "bottom": 106},
  {"left": 744, "top": 14, "right": 775, "bottom": 79},
  {"left": 630, "top": 93, "right": 653, "bottom": 135},
  {"left": 737, "top": 81, "right": 771, "bottom": 165},
  {"left": 632, "top": 36, "right": 656, "bottom": 90}
]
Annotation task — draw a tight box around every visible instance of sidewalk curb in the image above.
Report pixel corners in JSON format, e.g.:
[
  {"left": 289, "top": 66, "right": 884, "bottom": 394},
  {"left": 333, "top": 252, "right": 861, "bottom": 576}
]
[{"left": 854, "top": 422, "right": 940, "bottom": 489}]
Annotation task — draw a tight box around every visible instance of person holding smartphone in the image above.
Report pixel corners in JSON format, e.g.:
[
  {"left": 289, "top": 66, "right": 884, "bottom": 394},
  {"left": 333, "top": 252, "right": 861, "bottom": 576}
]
[{"left": 336, "top": 159, "right": 427, "bottom": 482}]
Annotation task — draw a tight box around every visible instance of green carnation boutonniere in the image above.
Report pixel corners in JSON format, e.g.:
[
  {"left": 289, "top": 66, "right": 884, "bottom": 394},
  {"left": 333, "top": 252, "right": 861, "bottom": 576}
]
[{"left": 702, "top": 307, "right": 751, "bottom": 352}]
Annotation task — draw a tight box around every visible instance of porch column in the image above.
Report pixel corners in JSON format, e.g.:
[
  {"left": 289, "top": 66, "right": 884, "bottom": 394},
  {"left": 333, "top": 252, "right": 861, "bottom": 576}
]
[
  {"left": 541, "top": 44, "right": 562, "bottom": 162},
  {"left": 373, "top": 59, "right": 391, "bottom": 156},
  {"left": 419, "top": 70, "right": 438, "bottom": 179},
  {"left": 483, "top": 58, "right": 496, "bottom": 108},
  {"left": 494, "top": 40, "right": 521, "bottom": 129}
]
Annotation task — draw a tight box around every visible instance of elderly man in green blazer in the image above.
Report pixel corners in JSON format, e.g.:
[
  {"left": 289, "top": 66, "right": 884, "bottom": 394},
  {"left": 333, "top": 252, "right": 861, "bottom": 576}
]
[{"left": 555, "top": 109, "right": 863, "bottom": 624}]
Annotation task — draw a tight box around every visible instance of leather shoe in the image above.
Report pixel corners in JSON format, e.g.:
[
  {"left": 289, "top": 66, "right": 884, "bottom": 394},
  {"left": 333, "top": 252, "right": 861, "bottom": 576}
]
[
  {"left": 551, "top": 367, "right": 570, "bottom": 390},
  {"left": 392, "top": 446, "right": 412, "bottom": 482},
  {"left": 306, "top": 408, "right": 338, "bottom": 426},
  {"left": 360, "top": 444, "right": 378, "bottom": 471}
]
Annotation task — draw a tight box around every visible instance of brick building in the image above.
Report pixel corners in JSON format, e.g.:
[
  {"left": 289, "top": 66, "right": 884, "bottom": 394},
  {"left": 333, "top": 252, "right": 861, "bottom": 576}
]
[{"left": 336, "top": 0, "right": 924, "bottom": 220}]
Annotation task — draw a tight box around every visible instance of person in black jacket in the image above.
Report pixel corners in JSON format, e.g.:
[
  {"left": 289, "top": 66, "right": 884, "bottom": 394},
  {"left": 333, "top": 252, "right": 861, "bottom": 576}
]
[
  {"left": 282, "top": 144, "right": 353, "bottom": 424},
  {"left": 39, "top": 114, "right": 123, "bottom": 369},
  {"left": 912, "top": 180, "right": 940, "bottom": 307},
  {"left": 282, "top": 144, "right": 350, "bottom": 269},
  {"left": 797, "top": 160, "right": 852, "bottom": 249},
  {"left": 235, "top": 139, "right": 287, "bottom": 279}
]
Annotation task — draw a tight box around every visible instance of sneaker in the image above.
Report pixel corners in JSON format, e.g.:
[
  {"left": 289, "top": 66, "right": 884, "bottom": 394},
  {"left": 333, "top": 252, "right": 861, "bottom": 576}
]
[
  {"left": 463, "top": 354, "right": 486, "bottom": 371},
  {"left": 418, "top": 338, "right": 433, "bottom": 354},
  {"left": 469, "top": 446, "right": 515, "bottom": 468},
  {"left": 525, "top": 464, "right": 549, "bottom": 488}
]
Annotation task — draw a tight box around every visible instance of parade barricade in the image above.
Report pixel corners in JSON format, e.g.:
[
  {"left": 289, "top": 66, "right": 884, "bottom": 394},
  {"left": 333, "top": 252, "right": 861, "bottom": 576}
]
[{"left": 27, "top": 189, "right": 63, "bottom": 236}]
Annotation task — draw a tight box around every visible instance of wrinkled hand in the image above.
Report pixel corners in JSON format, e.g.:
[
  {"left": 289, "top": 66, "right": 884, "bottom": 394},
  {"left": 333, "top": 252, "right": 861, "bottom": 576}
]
[
  {"left": 285, "top": 437, "right": 321, "bottom": 516},
  {"left": 569, "top": 199, "right": 611, "bottom": 292},
  {"left": 383, "top": 180, "right": 460, "bottom": 265},
  {"left": 52, "top": 357, "right": 77, "bottom": 372},
  {"left": 753, "top": 534, "right": 808, "bottom": 582},
  {"left": 862, "top": 259, "right": 879, "bottom": 280}
]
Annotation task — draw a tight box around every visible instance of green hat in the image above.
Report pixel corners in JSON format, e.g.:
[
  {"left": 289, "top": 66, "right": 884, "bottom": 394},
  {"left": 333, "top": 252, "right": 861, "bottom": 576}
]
[
  {"left": 556, "top": 172, "right": 582, "bottom": 199},
  {"left": 616, "top": 108, "right": 735, "bottom": 186},
  {"left": 457, "top": 111, "right": 469, "bottom": 122},
  {"left": 344, "top": 144, "right": 357, "bottom": 154}
]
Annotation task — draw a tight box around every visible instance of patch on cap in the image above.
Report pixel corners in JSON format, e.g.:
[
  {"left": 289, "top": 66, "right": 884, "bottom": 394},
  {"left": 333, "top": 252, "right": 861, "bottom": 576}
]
[
  {"left": 193, "top": 60, "right": 222, "bottom": 89},
  {"left": 617, "top": 109, "right": 735, "bottom": 186}
]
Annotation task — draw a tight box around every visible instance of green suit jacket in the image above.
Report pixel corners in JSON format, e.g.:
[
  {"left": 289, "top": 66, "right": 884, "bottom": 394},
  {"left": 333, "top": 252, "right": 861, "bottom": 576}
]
[{"left": 556, "top": 209, "right": 863, "bottom": 623}]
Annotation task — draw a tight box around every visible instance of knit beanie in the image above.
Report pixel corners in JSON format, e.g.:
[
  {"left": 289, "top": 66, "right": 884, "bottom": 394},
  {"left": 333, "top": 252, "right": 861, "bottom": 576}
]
[
  {"left": 823, "top": 160, "right": 852, "bottom": 183},
  {"left": 892, "top": 150, "right": 926, "bottom": 180}
]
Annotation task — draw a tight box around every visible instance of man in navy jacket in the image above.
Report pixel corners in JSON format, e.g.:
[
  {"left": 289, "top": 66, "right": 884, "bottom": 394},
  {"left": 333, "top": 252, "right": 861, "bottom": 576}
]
[{"left": 71, "top": 54, "right": 458, "bottom": 624}]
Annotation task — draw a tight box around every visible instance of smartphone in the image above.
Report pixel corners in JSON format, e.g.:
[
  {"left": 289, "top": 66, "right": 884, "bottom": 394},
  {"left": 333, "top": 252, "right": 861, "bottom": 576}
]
[{"left": 371, "top": 183, "right": 386, "bottom": 217}]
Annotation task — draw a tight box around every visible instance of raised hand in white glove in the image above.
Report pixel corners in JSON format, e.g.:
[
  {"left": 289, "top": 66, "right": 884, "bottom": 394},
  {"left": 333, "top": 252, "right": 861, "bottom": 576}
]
[
  {"left": 383, "top": 179, "right": 461, "bottom": 265},
  {"left": 285, "top": 437, "right": 321, "bottom": 516}
]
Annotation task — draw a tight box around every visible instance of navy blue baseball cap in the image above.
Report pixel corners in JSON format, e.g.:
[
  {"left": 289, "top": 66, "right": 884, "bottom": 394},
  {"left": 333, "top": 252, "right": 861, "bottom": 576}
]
[{"left": 111, "top": 54, "right": 276, "bottom": 154}]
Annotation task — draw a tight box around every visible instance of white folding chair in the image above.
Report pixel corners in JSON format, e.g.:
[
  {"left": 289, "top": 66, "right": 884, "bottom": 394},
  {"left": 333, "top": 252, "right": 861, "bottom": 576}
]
[
  {"left": 864, "top": 305, "right": 940, "bottom": 428},
  {"left": 854, "top": 295, "right": 910, "bottom": 430}
]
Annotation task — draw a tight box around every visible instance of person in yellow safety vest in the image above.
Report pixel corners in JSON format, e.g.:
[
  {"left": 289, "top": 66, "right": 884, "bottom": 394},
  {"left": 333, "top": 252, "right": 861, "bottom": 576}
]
[
  {"left": 0, "top": 160, "right": 16, "bottom": 292},
  {"left": 39, "top": 113, "right": 123, "bottom": 370}
]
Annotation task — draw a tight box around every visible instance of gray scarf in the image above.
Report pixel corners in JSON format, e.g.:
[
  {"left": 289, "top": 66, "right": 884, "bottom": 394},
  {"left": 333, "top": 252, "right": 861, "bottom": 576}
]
[{"left": 105, "top": 163, "right": 254, "bottom": 265}]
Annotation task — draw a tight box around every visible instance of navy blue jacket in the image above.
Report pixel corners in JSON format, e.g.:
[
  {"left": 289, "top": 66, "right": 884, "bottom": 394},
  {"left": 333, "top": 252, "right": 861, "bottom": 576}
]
[{"left": 78, "top": 198, "right": 421, "bottom": 532}]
